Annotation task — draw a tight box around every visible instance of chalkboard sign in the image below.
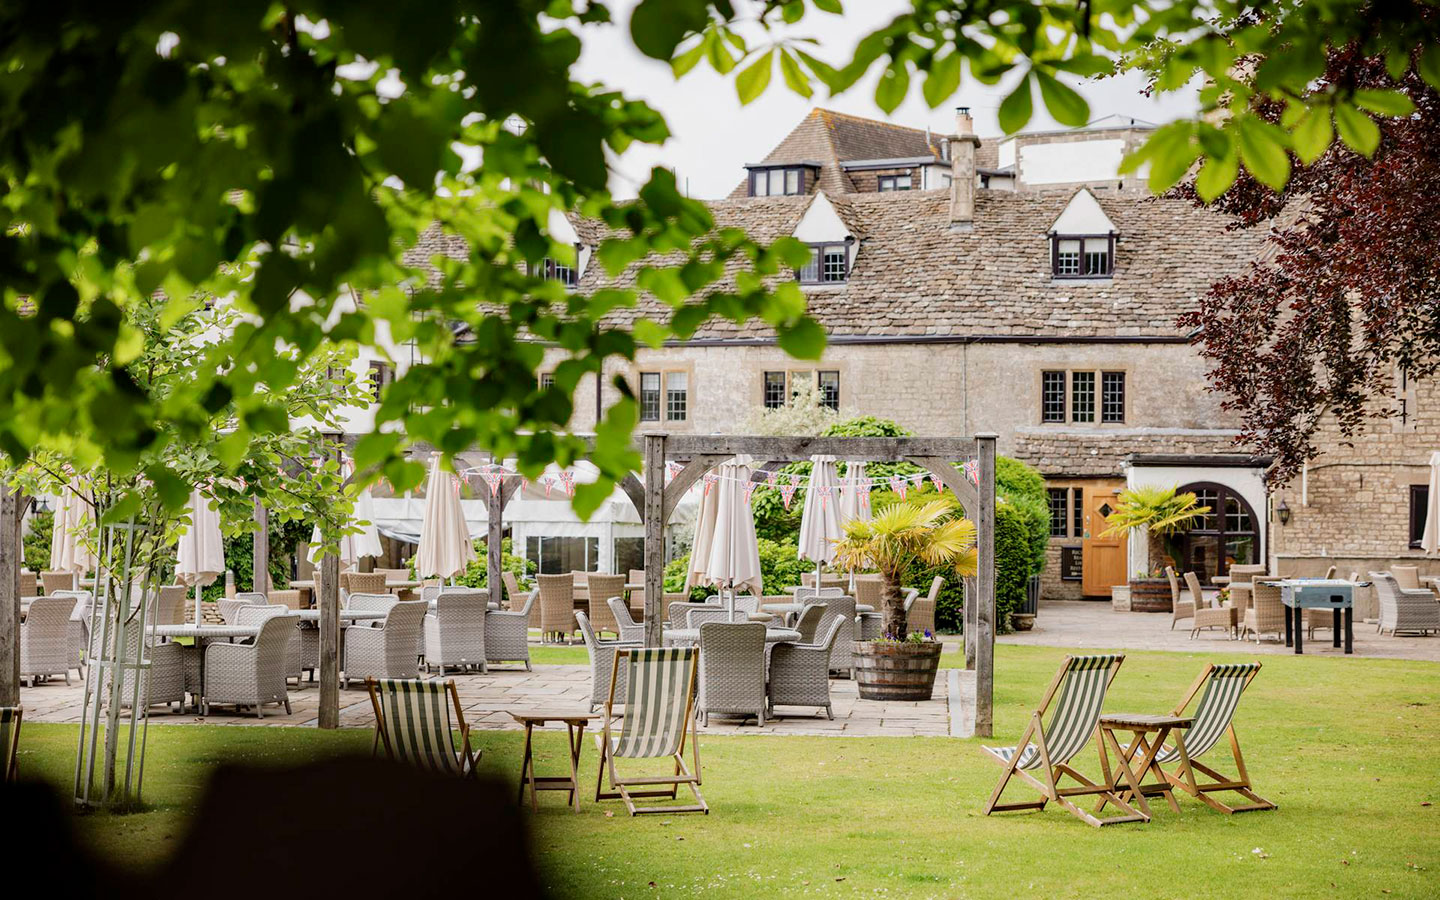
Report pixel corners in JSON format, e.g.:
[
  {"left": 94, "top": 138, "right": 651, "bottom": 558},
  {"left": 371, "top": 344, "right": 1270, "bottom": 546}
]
[{"left": 1061, "top": 546, "right": 1083, "bottom": 581}]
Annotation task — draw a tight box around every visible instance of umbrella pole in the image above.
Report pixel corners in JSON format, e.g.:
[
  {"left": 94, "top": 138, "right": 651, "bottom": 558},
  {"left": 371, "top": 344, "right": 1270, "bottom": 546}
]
[{"left": 194, "top": 584, "right": 201, "bottom": 625}]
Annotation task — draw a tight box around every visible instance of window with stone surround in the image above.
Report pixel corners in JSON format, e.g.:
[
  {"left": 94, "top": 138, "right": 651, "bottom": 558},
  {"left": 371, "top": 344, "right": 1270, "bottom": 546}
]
[
  {"left": 798, "top": 242, "right": 849, "bottom": 284},
  {"left": 762, "top": 369, "right": 840, "bottom": 410},
  {"left": 639, "top": 369, "right": 689, "bottom": 422},
  {"left": 639, "top": 372, "right": 661, "bottom": 421},
  {"left": 1047, "top": 489, "right": 1068, "bottom": 536},
  {"left": 1410, "top": 485, "right": 1428, "bottom": 549},
  {"left": 1050, "top": 235, "right": 1113, "bottom": 278},
  {"left": 1041, "top": 369, "right": 1125, "bottom": 424},
  {"left": 665, "top": 371, "right": 688, "bottom": 422},
  {"left": 763, "top": 371, "right": 787, "bottom": 409}
]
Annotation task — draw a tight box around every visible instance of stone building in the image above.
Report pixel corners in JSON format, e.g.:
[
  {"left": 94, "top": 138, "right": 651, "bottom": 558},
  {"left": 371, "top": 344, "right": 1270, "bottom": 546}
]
[{"left": 433, "top": 107, "right": 1277, "bottom": 598}]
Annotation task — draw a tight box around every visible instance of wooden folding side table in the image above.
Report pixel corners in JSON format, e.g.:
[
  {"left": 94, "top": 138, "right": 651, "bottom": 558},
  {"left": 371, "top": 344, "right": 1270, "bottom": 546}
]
[
  {"left": 1096, "top": 713, "right": 1195, "bottom": 818},
  {"left": 511, "top": 711, "right": 596, "bottom": 813}
]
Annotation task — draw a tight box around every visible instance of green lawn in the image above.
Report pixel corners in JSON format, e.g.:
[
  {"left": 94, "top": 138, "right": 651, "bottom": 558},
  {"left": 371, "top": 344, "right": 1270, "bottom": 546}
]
[{"left": 13, "top": 644, "right": 1440, "bottom": 898}]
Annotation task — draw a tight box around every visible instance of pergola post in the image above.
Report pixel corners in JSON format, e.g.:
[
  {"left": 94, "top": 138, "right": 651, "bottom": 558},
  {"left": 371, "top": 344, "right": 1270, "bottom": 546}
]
[
  {"left": 252, "top": 498, "right": 269, "bottom": 593},
  {"left": 642, "top": 432, "right": 667, "bottom": 647},
  {"left": 486, "top": 470, "right": 503, "bottom": 604},
  {"left": 318, "top": 441, "right": 342, "bottom": 729},
  {"left": 0, "top": 486, "right": 21, "bottom": 708},
  {"left": 964, "top": 577, "right": 977, "bottom": 669},
  {"left": 975, "top": 433, "right": 998, "bottom": 737}
]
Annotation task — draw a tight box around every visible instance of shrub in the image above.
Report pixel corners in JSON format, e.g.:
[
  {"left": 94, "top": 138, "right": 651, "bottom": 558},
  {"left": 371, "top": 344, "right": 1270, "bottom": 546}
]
[
  {"left": 993, "top": 502, "right": 1030, "bottom": 633},
  {"left": 663, "top": 537, "right": 812, "bottom": 600},
  {"left": 995, "top": 457, "right": 1049, "bottom": 577},
  {"left": 454, "top": 537, "right": 536, "bottom": 590},
  {"left": 22, "top": 508, "right": 52, "bottom": 572}
]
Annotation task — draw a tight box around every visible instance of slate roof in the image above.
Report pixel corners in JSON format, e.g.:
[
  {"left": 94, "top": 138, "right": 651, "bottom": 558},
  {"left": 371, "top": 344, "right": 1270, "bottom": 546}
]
[
  {"left": 1011, "top": 430, "right": 1244, "bottom": 478},
  {"left": 729, "top": 108, "right": 951, "bottom": 198},
  {"left": 568, "top": 187, "right": 1267, "bottom": 340}
]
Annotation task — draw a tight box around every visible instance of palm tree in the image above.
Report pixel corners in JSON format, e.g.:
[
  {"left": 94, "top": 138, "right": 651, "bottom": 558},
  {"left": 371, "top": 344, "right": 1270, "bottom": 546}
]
[
  {"left": 832, "top": 499, "right": 977, "bottom": 639},
  {"left": 1099, "top": 485, "right": 1210, "bottom": 572}
]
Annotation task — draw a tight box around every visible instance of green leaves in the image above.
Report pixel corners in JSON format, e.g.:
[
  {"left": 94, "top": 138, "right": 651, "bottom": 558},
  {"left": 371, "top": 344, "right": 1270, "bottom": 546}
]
[
  {"left": 997, "top": 74, "right": 1033, "bottom": 135},
  {"left": 1291, "top": 107, "right": 1334, "bottom": 166},
  {"left": 736, "top": 49, "right": 774, "bottom": 104},
  {"left": 1034, "top": 71, "right": 1088, "bottom": 128},
  {"left": 1352, "top": 89, "right": 1415, "bottom": 118},
  {"left": 1236, "top": 115, "right": 1291, "bottom": 191},
  {"left": 921, "top": 52, "right": 961, "bottom": 108},
  {"left": 1334, "top": 102, "right": 1381, "bottom": 156}
]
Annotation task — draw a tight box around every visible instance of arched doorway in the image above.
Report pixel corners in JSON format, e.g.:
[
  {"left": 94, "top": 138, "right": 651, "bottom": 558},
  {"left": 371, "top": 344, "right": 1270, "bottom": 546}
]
[{"left": 1177, "top": 481, "right": 1261, "bottom": 585}]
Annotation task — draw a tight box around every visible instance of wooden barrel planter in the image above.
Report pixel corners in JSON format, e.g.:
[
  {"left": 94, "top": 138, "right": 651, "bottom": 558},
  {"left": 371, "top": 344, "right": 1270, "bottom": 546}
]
[
  {"left": 853, "top": 641, "right": 943, "bottom": 701},
  {"left": 1128, "top": 577, "right": 1173, "bottom": 613}
]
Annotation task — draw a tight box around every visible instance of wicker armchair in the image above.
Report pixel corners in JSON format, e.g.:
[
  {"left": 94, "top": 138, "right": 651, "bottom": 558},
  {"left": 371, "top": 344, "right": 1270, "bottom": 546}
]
[
  {"left": 1371, "top": 572, "right": 1440, "bottom": 635},
  {"left": 818, "top": 595, "right": 857, "bottom": 678},
  {"left": 423, "top": 589, "right": 487, "bottom": 675},
  {"left": 696, "top": 622, "right": 767, "bottom": 726},
  {"left": 51, "top": 589, "right": 92, "bottom": 678},
  {"left": 686, "top": 606, "right": 748, "bottom": 630},
  {"left": 234, "top": 604, "right": 303, "bottom": 683},
  {"left": 266, "top": 589, "right": 303, "bottom": 610},
  {"left": 768, "top": 617, "right": 846, "bottom": 719},
  {"left": 1389, "top": 565, "right": 1422, "bottom": 591},
  {"left": 587, "top": 573, "right": 627, "bottom": 637},
  {"left": 19, "top": 571, "right": 37, "bottom": 599},
  {"left": 1186, "top": 571, "right": 1235, "bottom": 639},
  {"left": 347, "top": 572, "right": 389, "bottom": 596},
  {"left": 538, "top": 573, "right": 577, "bottom": 643},
  {"left": 154, "top": 584, "right": 190, "bottom": 626},
  {"left": 1167, "top": 566, "right": 1193, "bottom": 630},
  {"left": 40, "top": 571, "right": 77, "bottom": 595},
  {"left": 668, "top": 600, "right": 718, "bottom": 628},
  {"left": 577, "top": 611, "right": 640, "bottom": 710},
  {"left": 906, "top": 577, "right": 942, "bottom": 635},
  {"left": 203, "top": 614, "right": 298, "bottom": 717},
  {"left": 1225, "top": 564, "right": 1268, "bottom": 615},
  {"left": 607, "top": 596, "right": 645, "bottom": 643},
  {"left": 21, "top": 596, "right": 76, "bottom": 685},
  {"left": 100, "top": 617, "right": 187, "bottom": 713},
  {"left": 219, "top": 592, "right": 265, "bottom": 625},
  {"left": 1241, "top": 580, "right": 1286, "bottom": 643},
  {"left": 485, "top": 591, "right": 532, "bottom": 671},
  {"left": 793, "top": 603, "right": 828, "bottom": 642},
  {"left": 374, "top": 568, "right": 411, "bottom": 582},
  {"left": 342, "top": 600, "right": 427, "bottom": 687},
  {"left": 347, "top": 592, "right": 399, "bottom": 622}
]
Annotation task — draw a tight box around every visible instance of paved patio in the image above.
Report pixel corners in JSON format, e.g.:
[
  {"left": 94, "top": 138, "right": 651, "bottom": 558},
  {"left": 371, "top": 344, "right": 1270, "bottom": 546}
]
[
  {"left": 999, "top": 600, "right": 1440, "bottom": 662},
  {"left": 18, "top": 647, "right": 971, "bottom": 738}
]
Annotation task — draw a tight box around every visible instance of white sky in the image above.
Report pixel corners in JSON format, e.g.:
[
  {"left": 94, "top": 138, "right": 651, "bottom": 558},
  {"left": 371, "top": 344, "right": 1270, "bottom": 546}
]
[{"left": 575, "top": 0, "right": 1201, "bottom": 199}]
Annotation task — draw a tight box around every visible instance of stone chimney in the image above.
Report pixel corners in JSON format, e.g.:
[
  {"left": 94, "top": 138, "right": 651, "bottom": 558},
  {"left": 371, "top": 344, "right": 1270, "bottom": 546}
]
[{"left": 948, "top": 107, "right": 982, "bottom": 232}]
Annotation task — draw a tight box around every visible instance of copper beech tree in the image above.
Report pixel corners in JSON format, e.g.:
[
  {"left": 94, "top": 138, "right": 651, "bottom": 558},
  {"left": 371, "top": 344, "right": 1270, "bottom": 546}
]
[{"left": 1177, "top": 45, "right": 1440, "bottom": 481}]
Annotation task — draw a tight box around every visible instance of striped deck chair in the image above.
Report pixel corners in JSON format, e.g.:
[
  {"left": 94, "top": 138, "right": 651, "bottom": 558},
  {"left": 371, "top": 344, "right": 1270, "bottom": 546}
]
[
  {"left": 366, "top": 678, "right": 479, "bottom": 778},
  {"left": 1125, "top": 662, "right": 1275, "bottom": 815},
  {"left": 982, "top": 655, "right": 1147, "bottom": 827},
  {"left": 1, "top": 706, "right": 20, "bottom": 783},
  {"left": 595, "top": 647, "right": 706, "bottom": 816}
]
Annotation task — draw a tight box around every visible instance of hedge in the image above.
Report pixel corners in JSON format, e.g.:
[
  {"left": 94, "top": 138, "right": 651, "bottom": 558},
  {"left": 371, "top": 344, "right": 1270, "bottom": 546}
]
[{"left": 664, "top": 537, "right": 813, "bottom": 600}]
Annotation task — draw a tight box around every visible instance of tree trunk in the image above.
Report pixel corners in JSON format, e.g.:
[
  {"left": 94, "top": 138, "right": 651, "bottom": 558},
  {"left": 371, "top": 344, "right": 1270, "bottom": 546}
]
[{"left": 881, "top": 574, "right": 907, "bottom": 639}]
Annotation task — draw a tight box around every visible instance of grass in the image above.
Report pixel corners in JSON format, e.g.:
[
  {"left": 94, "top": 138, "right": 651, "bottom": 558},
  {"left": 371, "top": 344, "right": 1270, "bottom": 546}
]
[{"left": 13, "top": 644, "right": 1440, "bottom": 898}]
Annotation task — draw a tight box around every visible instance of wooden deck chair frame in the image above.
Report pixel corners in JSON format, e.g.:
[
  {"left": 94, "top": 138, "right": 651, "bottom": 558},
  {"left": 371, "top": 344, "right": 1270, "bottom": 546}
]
[
  {"left": 981, "top": 655, "right": 1148, "bottom": 827},
  {"left": 594, "top": 647, "right": 707, "bottom": 816},
  {"left": 365, "top": 678, "right": 480, "bottom": 778},
  {"left": 1152, "top": 662, "right": 1274, "bottom": 814},
  {"left": 1, "top": 706, "right": 20, "bottom": 783}
]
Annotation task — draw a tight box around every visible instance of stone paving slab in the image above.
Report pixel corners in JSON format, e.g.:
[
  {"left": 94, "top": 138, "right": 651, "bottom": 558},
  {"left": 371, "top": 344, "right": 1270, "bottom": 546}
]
[{"left": 18, "top": 663, "right": 955, "bottom": 738}]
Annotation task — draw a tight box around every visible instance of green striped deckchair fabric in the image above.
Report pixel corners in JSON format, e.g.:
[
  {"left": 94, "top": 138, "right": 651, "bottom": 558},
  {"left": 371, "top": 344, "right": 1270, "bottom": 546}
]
[
  {"left": 373, "top": 679, "right": 462, "bottom": 775},
  {"left": 614, "top": 648, "right": 695, "bottom": 759},
  {"left": 985, "top": 654, "right": 1121, "bottom": 770},
  {"left": 1156, "top": 662, "right": 1259, "bottom": 763},
  {"left": 1, "top": 706, "right": 20, "bottom": 783}
]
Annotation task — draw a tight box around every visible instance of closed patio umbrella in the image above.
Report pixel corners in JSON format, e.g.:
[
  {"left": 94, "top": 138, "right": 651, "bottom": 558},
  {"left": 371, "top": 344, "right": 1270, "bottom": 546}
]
[
  {"left": 49, "top": 482, "right": 96, "bottom": 576},
  {"left": 176, "top": 488, "right": 225, "bottom": 624},
  {"left": 416, "top": 458, "right": 477, "bottom": 581},
  {"left": 686, "top": 457, "right": 762, "bottom": 612},
  {"left": 798, "top": 455, "right": 843, "bottom": 586},
  {"left": 837, "top": 461, "right": 873, "bottom": 591},
  {"left": 1422, "top": 451, "right": 1440, "bottom": 555},
  {"left": 308, "top": 486, "right": 385, "bottom": 571}
]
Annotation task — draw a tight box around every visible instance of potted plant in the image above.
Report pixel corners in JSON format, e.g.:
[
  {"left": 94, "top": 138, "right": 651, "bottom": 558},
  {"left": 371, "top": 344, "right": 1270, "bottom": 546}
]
[
  {"left": 1100, "top": 486, "right": 1209, "bottom": 613},
  {"left": 833, "top": 499, "right": 977, "bottom": 701}
]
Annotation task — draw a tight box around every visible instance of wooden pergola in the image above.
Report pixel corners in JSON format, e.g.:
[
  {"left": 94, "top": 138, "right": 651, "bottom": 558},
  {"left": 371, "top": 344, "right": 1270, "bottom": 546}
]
[{"left": 0, "top": 432, "right": 998, "bottom": 737}]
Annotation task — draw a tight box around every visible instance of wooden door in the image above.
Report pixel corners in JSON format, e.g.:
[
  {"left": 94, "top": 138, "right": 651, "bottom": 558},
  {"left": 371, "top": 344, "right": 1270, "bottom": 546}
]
[{"left": 1081, "top": 486, "right": 1127, "bottom": 597}]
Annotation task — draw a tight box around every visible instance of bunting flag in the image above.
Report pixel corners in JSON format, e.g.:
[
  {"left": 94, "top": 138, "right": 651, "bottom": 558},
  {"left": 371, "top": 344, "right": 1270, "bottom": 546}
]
[
  {"left": 817, "top": 483, "right": 832, "bottom": 509},
  {"left": 541, "top": 475, "right": 556, "bottom": 498},
  {"left": 743, "top": 480, "right": 757, "bottom": 505},
  {"left": 702, "top": 473, "right": 717, "bottom": 496},
  {"left": 665, "top": 461, "right": 683, "bottom": 484},
  {"left": 558, "top": 469, "right": 576, "bottom": 497},
  {"left": 766, "top": 471, "right": 779, "bottom": 487},
  {"left": 889, "top": 474, "right": 909, "bottom": 500},
  {"left": 483, "top": 471, "right": 504, "bottom": 496},
  {"left": 931, "top": 473, "right": 947, "bottom": 494},
  {"left": 780, "top": 473, "right": 801, "bottom": 509},
  {"left": 860, "top": 476, "right": 873, "bottom": 498},
  {"left": 962, "top": 459, "right": 980, "bottom": 486}
]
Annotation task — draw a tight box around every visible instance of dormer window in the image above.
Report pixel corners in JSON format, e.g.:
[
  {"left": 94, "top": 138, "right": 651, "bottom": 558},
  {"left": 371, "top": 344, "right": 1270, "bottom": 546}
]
[
  {"left": 877, "top": 174, "right": 912, "bottom": 192},
  {"left": 1051, "top": 235, "right": 1113, "bottom": 278},
  {"left": 798, "top": 242, "right": 849, "bottom": 284},
  {"left": 537, "top": 257, "right": 577, "bottom": 286},
  {"left": 1048, "top": 189, "right": 1118, "bottom": 281},
  {"left": 747, "top": 165, "right": 813, "bottom": 197}
]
